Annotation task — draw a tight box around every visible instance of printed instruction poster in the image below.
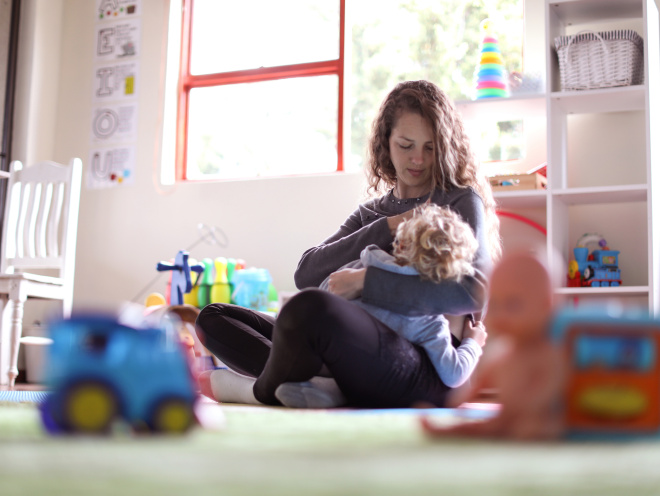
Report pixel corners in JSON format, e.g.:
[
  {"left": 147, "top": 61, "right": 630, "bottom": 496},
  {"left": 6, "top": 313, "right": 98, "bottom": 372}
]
[
  {"left": 96, "top": 0, "right": 140, "bottom": 19},
  {"left": 93, "top": 62, "right": 139, "bottom": 103},
  {"left": 88, "top": 0, "right": 142, "bottom": 189},
  {"left": 88, "top": 146, "right": 136, "bottom": 188}
]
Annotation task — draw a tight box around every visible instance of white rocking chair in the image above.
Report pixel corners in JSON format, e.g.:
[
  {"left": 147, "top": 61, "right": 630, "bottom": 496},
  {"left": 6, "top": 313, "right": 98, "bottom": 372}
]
[{"left": 0, "top": 159, "right": 82, "bottom": 386}]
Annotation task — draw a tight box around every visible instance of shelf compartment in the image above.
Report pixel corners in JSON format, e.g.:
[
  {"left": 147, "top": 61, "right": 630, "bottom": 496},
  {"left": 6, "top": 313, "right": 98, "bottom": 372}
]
[
  {"left": 550, "top": 85, "right": 645, "bottom": 114},
  {"left": 555, "top": 285, "right": 649, "bottom": 297},
  {"left": 548, "top": 0, "right": 643, "bottom": 26},
  {"left": 557, "top": 201, "right": 649, "bottom": 288},
  {"left": 552, "top": 184, "right": 647, "bottom": 205},
  {"left": 494, "top": 189, "right": 548, "bottom": 209},
  {"left": 455, "top": 94, "right": 545, "bottom": 121}
]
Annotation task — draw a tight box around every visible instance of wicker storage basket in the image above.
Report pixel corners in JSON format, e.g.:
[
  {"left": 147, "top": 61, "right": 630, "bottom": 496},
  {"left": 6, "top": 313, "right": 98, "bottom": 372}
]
[{"left": 554, "top": 30, "right": 644, "bottom": 91}]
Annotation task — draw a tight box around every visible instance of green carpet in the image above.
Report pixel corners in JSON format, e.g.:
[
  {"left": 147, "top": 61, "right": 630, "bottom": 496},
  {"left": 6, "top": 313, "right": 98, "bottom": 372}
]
[{"left": 0, "top": 401, "right": 659, "bottom": 496}]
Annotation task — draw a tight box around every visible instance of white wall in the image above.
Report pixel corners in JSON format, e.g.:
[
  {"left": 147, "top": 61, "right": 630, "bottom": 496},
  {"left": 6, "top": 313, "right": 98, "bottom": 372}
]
[
  {"left": 11, "top": 0, "right": 652, "bottom": 313},
  {"left": 14, "top": 0, "right": 367, "bottom": 311}
]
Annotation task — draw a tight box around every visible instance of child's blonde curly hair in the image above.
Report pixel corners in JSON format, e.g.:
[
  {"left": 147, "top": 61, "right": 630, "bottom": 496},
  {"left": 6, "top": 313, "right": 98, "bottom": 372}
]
[{"left": 393, "top": 204, "right": 478, "bottom": 283}]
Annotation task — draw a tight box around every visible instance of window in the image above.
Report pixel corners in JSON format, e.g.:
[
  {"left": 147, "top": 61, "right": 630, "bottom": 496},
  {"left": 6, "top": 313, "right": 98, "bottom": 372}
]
[
  {"left": 348, "top": 0, "right": 524, "bottom": 169},
  {"left": 175, "top": 0, "right": 524, "bottom": 181},
  {"left": 177, "top": 0, "right": 344, "bottom": 181}
]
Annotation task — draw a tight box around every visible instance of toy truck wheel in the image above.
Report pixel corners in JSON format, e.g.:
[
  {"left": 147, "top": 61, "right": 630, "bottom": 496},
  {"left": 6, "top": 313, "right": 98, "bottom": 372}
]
[
  {"left": 63, "top": 381, "right": 118, "bottom": 434},
  {"left": 149, "top": 397, "right": 195, "bottom": 434},
  {"left": 39, "top": 395, "right": 65, "bottom": 434},
  {"left": 583, "top": 267, "right": 593, "bottom": 281}
]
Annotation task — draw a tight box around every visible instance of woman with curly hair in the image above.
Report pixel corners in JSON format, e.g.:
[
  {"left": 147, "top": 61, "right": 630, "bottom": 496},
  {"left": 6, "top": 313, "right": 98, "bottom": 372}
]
[{"left": 196, "top": 80, "right": 500, "bottom": 408}]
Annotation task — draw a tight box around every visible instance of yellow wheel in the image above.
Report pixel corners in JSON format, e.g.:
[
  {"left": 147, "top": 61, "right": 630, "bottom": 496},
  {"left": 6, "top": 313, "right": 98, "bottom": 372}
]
[
  {"left": 64, "top": 382, "right": 118, "bottom": 433},
  {"left": 150, "top": 398, "right": 195, "bottom": 434},
  {"left": 568, "top": 260, "right": 579, "bottom": 279}
]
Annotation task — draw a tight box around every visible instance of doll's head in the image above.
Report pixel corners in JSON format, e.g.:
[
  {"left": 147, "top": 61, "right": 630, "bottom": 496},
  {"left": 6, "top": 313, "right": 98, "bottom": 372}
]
[
  {"left": 485, "top": 252, "right": 553, "bottom": 343},
  {"left": 393, "top": 204, "right": 478, "bottom": 283}
]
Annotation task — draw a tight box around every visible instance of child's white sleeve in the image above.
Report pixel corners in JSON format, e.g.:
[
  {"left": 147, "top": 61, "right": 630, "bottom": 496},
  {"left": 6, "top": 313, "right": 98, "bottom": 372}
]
[{"left": 419, "top": 331, "right": 483, "bottom": 388}]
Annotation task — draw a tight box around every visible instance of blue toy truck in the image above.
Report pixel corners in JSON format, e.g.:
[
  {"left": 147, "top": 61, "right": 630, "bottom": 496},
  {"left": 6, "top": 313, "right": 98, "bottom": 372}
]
[
  {"left": 567, "top": 234, "right": 621, "bottom": 288},
  {"left": 40, "top": 315, "right": 197, "bottom": 434}
]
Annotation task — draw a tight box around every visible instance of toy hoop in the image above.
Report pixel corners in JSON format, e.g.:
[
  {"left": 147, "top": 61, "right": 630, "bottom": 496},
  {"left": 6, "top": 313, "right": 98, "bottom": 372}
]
[{"left": 496, "top": 210, "right": 547, "bottom": 236}]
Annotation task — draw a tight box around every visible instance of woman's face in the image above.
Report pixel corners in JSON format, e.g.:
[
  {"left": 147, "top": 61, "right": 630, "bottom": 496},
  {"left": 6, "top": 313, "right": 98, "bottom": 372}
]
[{"left": 388, "top": 111, "right": 435, "bottom": 198}]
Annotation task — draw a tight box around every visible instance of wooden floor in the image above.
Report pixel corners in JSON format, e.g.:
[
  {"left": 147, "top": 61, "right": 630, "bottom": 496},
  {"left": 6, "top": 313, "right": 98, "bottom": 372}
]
[{"left": 0, "top": 383, "right": 46, "bottom": 391}]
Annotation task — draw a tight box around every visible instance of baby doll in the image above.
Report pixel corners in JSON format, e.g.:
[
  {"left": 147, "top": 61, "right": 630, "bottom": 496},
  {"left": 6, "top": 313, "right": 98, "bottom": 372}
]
[
  {"left": 421, "top": 252, "right": 565, "bottom": 440},
  {"left": 320, "top": 204, "right": 487, "bottom": 389}
]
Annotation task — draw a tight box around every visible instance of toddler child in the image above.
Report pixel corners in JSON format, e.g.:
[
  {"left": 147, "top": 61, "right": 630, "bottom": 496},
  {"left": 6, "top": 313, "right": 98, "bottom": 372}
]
[{"left": 320, "top": 203, "right": 487, "bottom": 389}]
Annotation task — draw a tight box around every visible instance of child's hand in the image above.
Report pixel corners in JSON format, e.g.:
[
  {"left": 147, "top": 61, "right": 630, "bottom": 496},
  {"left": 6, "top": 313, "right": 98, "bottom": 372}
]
[
  {"left": 327, "top": 268, "right": 366, "bottom": 300},
  {"left": 463, "top": 319, "right": 487, "bottom": 347}
]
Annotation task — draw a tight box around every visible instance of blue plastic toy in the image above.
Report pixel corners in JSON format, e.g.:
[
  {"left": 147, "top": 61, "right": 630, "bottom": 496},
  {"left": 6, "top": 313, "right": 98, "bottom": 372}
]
[
  {"left": 231, "top": 268, "right": 272, "bottom": 311},
  {"left": 551, "top": 306, "right": 660, "bottom": 439},
  {"left": 40, "top": 314, "right": 197, "bottom": 434},
  {"left": 567, "top": 233, "right": 621, "bottom": 288},
  {"left": 157, "top": 250, "right": 205, "bottom": 305}
]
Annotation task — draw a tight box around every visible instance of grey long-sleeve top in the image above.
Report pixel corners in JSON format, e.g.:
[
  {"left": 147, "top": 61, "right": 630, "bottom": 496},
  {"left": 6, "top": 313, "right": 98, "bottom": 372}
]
[{"left": 294, "top": 187, "right": 492, "bottom": 316}]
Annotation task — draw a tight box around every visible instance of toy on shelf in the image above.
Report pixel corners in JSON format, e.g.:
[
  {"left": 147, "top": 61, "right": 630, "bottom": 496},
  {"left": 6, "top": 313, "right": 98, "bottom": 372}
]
[
  {"left": 508, "top": 71, "right": 544, "bottom": 95},
  {"left": 567, "top": 233, "right": 621, "bottom": 288},
  {"left": 474, "top": 19, "right": 509, "bottom": 100},
  {"left": 156, "top": 250, "right": 205, "bottom": 305},
  {"left": 489, "top": 162, "right": 547, "bottom": 192},
  {"left": 40, "top": 313, "right": 197, "bottom": 435},
  {"left": 551, "top": 306, "right": 660, "bottom": 439}
]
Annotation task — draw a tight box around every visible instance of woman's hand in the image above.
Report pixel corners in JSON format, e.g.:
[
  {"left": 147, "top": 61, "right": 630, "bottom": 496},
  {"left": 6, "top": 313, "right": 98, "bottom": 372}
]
[
  {"left": 463, "top": 319, "right": 487, "bottom": 347},
  {"left": 386, "top": 210, "right": 414, "bottom": 236},
  {"left": 327, "top": 268, "right": 366, "bottom": 300}
]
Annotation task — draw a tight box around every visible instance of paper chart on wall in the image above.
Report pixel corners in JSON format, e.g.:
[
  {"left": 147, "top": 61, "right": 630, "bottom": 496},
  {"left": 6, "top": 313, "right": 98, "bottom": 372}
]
[
  {"left": 91, "top": 103, "right": 138, "bottom": 143},
  {"left": 89, "top": 1, "right": 142, "bottom": 189},
  {"left": 95, "top": 19, "right": 141, "bottom": 63},
  {"left": 96, "top": 0, "right": 141, "bottom": 20},
  {"left": 93, "top": 62, "right": 139, "bottom": 103},
  {"left": 87, "top": 146, "right": 136, "bottom": 189}
]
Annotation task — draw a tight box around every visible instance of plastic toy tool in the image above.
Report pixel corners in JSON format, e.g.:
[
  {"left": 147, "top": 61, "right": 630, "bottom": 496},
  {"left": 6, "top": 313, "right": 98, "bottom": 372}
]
[
  {"left": 157, "top": 250, "right": 205, "bottom": 305},
  {"left": 551, "top": 306, "right": 660, "bottom": 439}
]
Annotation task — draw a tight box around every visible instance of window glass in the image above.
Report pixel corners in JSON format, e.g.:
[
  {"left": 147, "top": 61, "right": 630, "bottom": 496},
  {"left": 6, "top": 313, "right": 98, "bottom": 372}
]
[
  {"left": 349, "top": 0, "right": 523, "bottom": 169},
  {"left": 478, "top": 119, "right": 524, "bottom": 162},
  {"left": 186, "top": 76, "right": 338, "bottom": 180},
  {"left": 190, "top": 0, "right": 340, "bottom": 75}
]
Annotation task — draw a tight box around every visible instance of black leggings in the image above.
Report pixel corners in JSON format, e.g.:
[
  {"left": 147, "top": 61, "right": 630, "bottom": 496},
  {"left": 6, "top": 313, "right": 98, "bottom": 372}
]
[{"left": 195, "top": 289, "right": 454, "bottom": 408}]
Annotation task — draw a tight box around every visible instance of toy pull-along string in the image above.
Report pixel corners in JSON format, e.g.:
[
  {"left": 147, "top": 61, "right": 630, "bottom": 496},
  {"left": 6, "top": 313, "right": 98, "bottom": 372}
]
[{"left": 130, "top": 224, "right": 229, "bottom": 304}]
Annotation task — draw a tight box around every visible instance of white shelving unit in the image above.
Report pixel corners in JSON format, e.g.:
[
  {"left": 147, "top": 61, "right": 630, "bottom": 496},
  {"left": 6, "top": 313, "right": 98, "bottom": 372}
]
[
  {"left": 459, "top": 0, "right": 660, "bottom": 313},
  {"left": 546, "top": 0, "right": 660, "bottom": 313}
]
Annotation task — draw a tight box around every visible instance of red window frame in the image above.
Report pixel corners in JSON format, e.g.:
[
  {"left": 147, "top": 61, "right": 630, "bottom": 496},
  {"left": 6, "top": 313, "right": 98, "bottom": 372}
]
[{"left": 176, "top": 0, "right": 345, "bottom": 181}]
